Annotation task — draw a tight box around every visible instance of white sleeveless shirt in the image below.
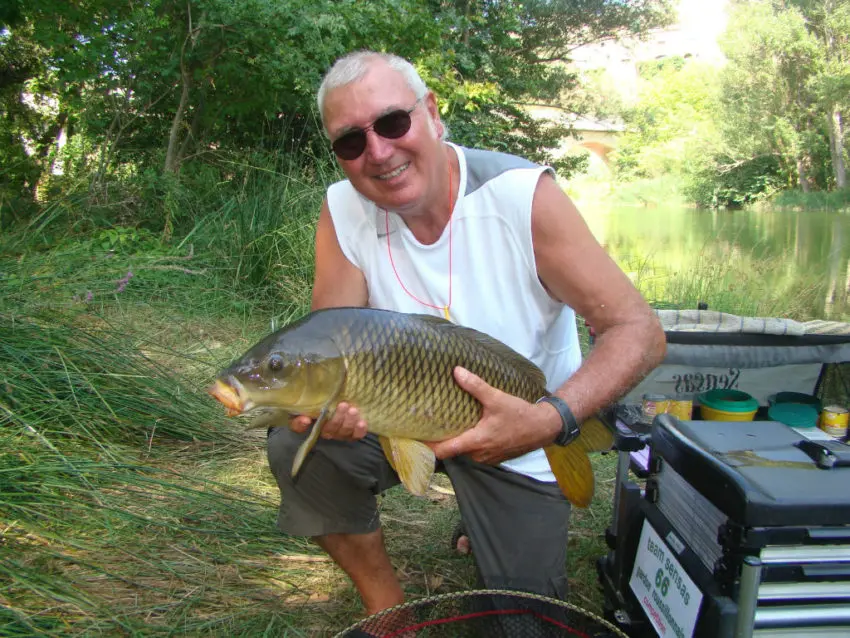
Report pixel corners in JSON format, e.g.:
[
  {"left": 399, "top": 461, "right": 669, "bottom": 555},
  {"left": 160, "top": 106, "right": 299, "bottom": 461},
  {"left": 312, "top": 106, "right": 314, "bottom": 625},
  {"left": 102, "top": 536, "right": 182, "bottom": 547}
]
[{"left": 327, "top": 143, "right": 582, "bottom": 482}]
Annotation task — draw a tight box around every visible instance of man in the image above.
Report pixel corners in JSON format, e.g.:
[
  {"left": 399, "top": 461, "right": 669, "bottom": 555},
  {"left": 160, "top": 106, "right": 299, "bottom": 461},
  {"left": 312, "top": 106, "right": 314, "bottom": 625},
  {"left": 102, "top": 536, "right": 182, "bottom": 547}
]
[{"left": 267, "top": 50, "right": 666, "bottom": 617}]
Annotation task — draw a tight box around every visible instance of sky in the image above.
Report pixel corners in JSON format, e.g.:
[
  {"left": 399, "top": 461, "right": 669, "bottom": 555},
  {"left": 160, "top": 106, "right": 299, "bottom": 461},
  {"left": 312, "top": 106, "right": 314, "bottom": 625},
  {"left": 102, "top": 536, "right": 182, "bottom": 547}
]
[{"left": 675, "top": 0, "right": 729, "bottom": 62}]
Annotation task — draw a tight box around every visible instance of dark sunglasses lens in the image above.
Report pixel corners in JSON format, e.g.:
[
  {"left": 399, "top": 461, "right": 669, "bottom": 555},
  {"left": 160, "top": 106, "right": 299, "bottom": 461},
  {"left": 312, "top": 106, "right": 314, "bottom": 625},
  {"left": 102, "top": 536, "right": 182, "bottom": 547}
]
[
  {"left": 331, "top": 109, "right": 414, "bottom": 160},
  {"left": 332, "top": 132, "right": 367, "bottom": 160},
  {"left": 373, "top": 110, "right": 413, "bottom": 139}
]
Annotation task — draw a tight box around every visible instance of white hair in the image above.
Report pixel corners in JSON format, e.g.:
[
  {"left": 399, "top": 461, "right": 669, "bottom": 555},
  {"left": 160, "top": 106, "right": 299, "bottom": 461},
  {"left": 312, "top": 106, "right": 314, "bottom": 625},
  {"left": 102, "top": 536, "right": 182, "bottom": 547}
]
[{"left": 317, "top": 51, "right": 441, "bottom": 137}]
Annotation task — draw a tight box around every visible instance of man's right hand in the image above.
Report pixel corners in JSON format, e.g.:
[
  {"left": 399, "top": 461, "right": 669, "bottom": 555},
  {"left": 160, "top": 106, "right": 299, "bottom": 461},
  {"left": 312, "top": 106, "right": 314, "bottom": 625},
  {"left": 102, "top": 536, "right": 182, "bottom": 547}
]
[{"left": 289, "top": 402, "right": 368, "bottom": 441}]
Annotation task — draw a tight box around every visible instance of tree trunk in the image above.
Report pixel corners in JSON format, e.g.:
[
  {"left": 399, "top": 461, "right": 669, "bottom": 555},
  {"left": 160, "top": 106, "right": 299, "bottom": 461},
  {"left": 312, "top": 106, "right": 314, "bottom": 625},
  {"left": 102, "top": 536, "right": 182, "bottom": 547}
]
[
  {"left": 164, "top": 70, "right": 190, "bottom": 174},
  {"left": 176, "top": 86, "right": 206, "bottom": 164},
  {"left": 49, "top": 112, "right": 69, "bottom": 176},
  {"left": 797, "top": 156, "right": 811, "bottom": 193},
  {"left": 827, "top": 108, "right": 847, "bottom": 190}
]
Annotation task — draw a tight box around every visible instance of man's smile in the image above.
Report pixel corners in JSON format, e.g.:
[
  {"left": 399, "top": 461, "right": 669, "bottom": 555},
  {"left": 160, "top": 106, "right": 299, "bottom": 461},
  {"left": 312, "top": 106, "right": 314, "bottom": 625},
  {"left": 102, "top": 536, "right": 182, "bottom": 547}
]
[{"left": 376, "top": 162, "right": 410, "bottom": 180}]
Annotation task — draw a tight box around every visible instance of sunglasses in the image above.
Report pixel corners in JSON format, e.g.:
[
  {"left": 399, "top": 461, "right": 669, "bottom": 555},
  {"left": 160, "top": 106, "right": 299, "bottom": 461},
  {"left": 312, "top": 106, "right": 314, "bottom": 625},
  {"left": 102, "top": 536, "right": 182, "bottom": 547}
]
[{"left": 331, "top": 99, "right": 422, "bottom": 160}]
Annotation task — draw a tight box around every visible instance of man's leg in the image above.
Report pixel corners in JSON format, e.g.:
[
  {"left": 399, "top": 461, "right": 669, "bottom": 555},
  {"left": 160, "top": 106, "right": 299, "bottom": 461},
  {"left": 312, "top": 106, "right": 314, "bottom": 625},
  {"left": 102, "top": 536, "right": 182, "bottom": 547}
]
[
  {"left": 267, "top": 428, "right": 403, "bottom": 615},
  {"left": 315, "top": 530, "right": 403, "bottom": 614},
  {"left": 443, "top": 455, "right": 572, "bottom": 598}
]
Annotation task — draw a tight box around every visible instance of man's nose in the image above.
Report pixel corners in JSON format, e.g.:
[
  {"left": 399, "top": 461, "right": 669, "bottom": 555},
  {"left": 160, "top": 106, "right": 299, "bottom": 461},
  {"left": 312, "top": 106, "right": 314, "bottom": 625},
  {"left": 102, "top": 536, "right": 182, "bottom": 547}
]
[{"left": 363, "top": 130, "right": 394, "bottom": 163}]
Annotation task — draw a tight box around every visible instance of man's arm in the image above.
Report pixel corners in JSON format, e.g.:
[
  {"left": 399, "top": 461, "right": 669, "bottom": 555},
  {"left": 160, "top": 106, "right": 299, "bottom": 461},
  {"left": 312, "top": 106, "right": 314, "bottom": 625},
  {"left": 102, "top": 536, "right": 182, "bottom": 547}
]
[
  {"left": 289, "top": 199, "right": 370, "bottom": 439},
  {"left": 311, "top": 199, "right": 369, "bottom": 310},
  {"left": 531, "top": 173, "right": 666, "bottom": 421},
  {"left": 430, "top": 173, "right": 666, "bottom": 463}
]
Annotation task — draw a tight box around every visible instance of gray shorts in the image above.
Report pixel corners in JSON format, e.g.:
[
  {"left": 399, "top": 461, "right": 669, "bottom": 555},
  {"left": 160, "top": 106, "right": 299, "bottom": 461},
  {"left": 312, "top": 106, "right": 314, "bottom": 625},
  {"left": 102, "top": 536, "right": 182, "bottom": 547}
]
[{"left": 267, "top": 427, "right": 572, "bottom": 598}]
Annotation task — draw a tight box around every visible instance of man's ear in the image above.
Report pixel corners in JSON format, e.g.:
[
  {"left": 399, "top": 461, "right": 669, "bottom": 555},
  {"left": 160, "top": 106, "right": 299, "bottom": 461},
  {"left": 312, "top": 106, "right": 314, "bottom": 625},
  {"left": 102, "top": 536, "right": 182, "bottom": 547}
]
[{"left": 424, "top": 91, "right": 444, "bottom": 136}]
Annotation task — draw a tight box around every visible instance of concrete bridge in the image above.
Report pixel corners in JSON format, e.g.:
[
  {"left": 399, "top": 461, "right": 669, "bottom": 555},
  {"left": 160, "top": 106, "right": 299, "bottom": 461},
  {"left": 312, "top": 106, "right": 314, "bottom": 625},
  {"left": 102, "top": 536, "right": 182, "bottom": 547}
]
[{"left": 528, "top": 107, "right": 623, "bottom": 165}]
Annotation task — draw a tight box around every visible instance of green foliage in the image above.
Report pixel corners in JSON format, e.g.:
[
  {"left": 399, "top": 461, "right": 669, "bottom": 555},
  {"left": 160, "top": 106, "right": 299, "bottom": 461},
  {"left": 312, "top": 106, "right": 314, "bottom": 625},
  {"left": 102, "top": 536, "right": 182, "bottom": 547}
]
[
  {"left": 0, "top": 0, "right": 673, "bottom": 224},
  {"left": 0, "top": 151, "right": 322, "bottom": 326},
  {"left": 424, "top": 0, "right": 674, "bottom": 174},
  {"left": 685, "top": 154, "right": 785, "bottom": 209},
  {"left": 602, "top": 175, "right": 687, "bottom": 208},
  {"left": 687, "top": 0, "right": 850, "bottom": 205},
  {"left": 610, "top": 0, "right": 850, "bottom": 207},
  {"left": 636, "top": 250, "right": 829, "bottom": 321},
  {"left": 613, "top": 58, "right": 720, "bottom": 182}
]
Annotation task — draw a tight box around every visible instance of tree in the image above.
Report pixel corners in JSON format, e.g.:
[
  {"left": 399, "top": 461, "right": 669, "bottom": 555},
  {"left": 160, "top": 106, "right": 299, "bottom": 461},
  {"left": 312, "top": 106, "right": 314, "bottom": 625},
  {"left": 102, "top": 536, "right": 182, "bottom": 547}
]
[
  {"left": 719, "top": 0, "right": 824, "bottom": 191},
  {"left": 425, "top": 0, "right": 675, "bottom": 174},
  {"left": 2, "top": 0, "right": 675, "bottom": 223},
  {"left": 700, "top": 0, "right": 849, "bottom": 201},
  {"left": 787, "top": 0, "right": 850, "bottom": 189},
  {"left": 613, "top": 57, "right": 720, "bottom": 181}
]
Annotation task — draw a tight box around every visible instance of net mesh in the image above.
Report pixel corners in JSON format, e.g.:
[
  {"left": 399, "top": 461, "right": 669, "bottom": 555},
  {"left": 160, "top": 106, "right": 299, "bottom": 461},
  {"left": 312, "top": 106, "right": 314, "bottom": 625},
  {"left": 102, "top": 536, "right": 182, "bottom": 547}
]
[{"left": 334, "top": 589, "right": 627, "bottom": 638}]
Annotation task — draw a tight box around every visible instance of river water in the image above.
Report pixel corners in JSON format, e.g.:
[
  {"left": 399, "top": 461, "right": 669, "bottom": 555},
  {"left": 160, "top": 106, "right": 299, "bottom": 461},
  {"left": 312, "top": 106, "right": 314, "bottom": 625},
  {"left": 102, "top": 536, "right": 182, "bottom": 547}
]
[{"left": 578, "top": 205, "right": 850, "bottom": 322}]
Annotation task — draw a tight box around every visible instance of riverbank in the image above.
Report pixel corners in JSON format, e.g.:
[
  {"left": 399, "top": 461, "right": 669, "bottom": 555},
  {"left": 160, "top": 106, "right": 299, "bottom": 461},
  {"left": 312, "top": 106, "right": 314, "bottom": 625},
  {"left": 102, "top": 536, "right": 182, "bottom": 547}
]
[
  {"left": 761, "top": 188, "right": 850, "bottom": 212},
  {"left": 570, "top": 172, "right": 850, "bottom": 214}
]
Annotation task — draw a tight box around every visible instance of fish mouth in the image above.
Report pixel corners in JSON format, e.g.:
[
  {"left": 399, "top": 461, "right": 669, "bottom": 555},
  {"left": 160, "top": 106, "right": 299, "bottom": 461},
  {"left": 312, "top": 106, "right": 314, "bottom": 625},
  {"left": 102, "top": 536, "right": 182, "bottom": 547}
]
[{"left": 207, "top": 377, "right": 253, "bottom": 416}]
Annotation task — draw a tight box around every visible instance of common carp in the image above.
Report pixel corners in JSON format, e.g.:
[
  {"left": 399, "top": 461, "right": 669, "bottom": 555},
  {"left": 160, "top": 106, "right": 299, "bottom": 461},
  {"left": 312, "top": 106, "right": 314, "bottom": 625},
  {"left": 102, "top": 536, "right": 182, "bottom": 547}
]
[{"left": 208, "top": 307, "right": 613, "bottom": 507}]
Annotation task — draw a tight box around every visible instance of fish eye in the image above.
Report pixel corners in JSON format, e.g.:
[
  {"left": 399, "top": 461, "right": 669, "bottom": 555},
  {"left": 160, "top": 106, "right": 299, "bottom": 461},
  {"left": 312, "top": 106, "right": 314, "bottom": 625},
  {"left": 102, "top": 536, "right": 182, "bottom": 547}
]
[{"left": 268, "top": 354, "right": 284, "bottom": 372}]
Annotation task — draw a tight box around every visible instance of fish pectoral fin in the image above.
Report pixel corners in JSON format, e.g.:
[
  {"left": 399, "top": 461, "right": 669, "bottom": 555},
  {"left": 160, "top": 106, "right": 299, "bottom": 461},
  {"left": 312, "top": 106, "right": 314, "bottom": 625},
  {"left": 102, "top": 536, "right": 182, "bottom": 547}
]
[
  {"left": 384, "top": 437, "right": 436, "bottom": 496},
  {"left": 576, "top": 415, "right": 615, "bottom": 454},
  {"left": 544, "top": 444, "right": 594, "bottom": 508},
  {"left": 291, "top": 406, "right": 331, "bottom": 478}
]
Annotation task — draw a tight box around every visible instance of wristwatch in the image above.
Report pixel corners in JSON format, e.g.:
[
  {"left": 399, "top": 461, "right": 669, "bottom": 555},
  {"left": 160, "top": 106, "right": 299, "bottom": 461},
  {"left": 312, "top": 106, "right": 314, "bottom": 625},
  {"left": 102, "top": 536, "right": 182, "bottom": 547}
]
[{"left": 536, "top": 396, "right": 580, "bottom": 446}]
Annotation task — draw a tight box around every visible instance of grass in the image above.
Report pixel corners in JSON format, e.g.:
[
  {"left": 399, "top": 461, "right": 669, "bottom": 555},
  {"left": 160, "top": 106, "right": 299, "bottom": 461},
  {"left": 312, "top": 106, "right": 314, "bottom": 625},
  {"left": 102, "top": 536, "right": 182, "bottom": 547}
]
[
  {"left": 0, "top": 210, "right": 623, "bottom": 634},
  {"left": 0, "top": 297, "right": 618, "bottom": 635},
  {"left": 624, "top": 249, "right": 833, "bottom": 322}
]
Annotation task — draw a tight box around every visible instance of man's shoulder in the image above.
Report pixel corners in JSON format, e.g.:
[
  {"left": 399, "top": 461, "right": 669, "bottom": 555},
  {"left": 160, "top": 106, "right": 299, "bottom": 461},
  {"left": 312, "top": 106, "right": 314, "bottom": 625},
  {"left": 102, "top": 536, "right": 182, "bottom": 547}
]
[
  {"left": 328, "top": 178, "right": 357, "bottom": 197},
  {"left": 461, "top": 146, "right": 547, "bottom": 195}
]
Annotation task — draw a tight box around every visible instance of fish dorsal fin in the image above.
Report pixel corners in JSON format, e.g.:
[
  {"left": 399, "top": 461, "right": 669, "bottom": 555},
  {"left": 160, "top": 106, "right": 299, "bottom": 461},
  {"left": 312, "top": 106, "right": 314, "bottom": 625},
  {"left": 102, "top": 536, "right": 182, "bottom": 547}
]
[
  {"left": 410, "top": 314, "right": 547, "bottom": 387},
  {"left": 380, "top": 435, "right": 436, "bottom": 496}
]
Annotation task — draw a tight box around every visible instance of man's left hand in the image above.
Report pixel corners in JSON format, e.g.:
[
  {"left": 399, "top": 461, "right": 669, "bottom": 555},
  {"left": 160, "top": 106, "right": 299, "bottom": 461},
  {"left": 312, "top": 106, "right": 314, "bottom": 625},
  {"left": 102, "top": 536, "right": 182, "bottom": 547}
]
[{"left": 428, "top": 366, "right": 562, "bottom": 464}]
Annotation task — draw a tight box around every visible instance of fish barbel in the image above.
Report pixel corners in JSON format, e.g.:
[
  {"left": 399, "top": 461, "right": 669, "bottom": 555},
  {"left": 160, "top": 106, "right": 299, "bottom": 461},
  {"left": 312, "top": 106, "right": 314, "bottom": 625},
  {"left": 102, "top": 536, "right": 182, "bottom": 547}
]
[{"left": 208, "top": 308, "right": 613, "bottom": 507}]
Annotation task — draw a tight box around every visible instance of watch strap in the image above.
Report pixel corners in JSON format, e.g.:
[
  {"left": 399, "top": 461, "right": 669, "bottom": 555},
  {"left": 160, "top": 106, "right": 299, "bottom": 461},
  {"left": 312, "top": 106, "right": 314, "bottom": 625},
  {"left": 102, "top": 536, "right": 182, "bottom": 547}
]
[{"left": 536, "top": 395, "right": 580, "bottom": 446}]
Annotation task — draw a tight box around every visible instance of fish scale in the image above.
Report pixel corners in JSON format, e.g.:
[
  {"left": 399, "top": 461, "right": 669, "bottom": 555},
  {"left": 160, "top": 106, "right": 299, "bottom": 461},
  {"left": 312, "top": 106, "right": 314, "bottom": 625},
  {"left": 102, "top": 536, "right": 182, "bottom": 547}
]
[{"left": 331, "top": 311, "right": 538, "bottom": 440}]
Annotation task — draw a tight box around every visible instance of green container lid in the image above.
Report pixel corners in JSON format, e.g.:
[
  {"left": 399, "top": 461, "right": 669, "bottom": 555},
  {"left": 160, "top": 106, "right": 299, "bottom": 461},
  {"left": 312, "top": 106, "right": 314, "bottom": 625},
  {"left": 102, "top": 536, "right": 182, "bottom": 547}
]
[
  {"left": 768, "top": 402, "right": 819, "bottom": 428},
  {"left": 698, "top": 389, "right": 759, "bottom": 413},
  {"left": 767, "top": 392, "right": 823, "bottom": 413}
]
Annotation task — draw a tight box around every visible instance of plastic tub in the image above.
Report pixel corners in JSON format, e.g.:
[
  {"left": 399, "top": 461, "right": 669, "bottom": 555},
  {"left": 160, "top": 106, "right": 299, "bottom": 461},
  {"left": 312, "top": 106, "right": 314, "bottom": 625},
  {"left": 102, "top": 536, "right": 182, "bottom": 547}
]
[
  {"left": 767, "top": 402, "right": 820, "bottom": 429},
  {"left": 767, "top": 391, "right": 822, "bottom": 414},
  {"left": 698, "top": 389, "right": 759, "bottom": 421}
]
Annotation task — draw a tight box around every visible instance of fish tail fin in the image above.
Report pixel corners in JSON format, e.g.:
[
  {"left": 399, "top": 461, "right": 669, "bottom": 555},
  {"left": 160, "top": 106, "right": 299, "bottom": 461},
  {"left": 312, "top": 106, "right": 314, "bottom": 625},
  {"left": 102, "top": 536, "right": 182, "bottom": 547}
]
[
  {"left": 544, "top": 444, "right": 594, "bottom": 508},
  {"left": 577, "top": 415, "right": 615, "bottom": 454}
]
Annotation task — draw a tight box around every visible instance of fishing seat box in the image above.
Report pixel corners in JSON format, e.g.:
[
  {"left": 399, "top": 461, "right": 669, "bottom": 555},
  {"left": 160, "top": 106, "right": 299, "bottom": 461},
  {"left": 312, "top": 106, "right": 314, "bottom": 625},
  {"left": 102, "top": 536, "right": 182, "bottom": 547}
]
[{"left": 599, "top": 414, "right": 850, "bottom": 637}]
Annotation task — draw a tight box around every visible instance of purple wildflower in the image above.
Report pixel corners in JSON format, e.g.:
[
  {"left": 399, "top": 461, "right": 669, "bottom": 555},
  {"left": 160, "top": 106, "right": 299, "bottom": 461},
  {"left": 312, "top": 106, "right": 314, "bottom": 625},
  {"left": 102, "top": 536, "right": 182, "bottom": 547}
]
[{"left": 116, "top": 270, "right": 134, "bottom": 293}]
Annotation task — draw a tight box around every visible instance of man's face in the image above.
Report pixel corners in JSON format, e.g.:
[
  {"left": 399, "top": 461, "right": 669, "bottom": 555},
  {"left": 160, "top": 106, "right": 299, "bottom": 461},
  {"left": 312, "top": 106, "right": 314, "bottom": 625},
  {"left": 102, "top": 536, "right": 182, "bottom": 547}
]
[{"left": 322, "top": 62, "right": 444, "bottom": 214}]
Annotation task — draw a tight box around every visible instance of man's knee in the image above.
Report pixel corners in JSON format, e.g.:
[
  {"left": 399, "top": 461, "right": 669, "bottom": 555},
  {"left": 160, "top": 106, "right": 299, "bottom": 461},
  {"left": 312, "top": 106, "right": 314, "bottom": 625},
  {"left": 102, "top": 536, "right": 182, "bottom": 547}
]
[{"left": 266, "top": 428, "right": 398, "bottom": 537}]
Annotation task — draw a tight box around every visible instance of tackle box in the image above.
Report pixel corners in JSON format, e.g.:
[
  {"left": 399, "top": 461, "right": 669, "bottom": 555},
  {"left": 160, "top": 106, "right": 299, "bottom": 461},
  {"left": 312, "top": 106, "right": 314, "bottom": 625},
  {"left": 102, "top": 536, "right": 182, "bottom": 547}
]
[
  {"left": 599, "top": 415, "right": 850, "bottom": 638},
  {"left": 596, "top": 310, "right": 850, "bottom": 638}
]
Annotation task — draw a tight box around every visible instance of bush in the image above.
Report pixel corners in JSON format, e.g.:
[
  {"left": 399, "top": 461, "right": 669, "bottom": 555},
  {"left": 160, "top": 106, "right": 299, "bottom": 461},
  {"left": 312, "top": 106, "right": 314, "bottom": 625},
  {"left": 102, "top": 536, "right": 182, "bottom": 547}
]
[{"left": 684, "top": 154, "right": 785, "bottom": 209}]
